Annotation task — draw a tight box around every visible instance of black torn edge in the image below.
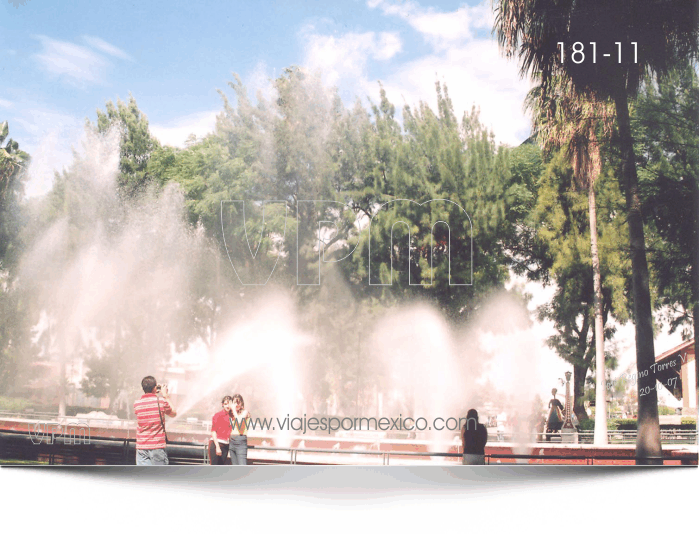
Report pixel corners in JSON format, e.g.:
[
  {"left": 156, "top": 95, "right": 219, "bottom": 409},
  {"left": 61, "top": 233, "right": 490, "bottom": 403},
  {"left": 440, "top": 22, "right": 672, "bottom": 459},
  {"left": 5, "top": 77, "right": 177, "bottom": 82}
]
[
  {"left": 0, "top": 471, "right": 255, "bottom": 534},
  {"left": 442, "top": 473, "right": 697, "bottom": 535}
]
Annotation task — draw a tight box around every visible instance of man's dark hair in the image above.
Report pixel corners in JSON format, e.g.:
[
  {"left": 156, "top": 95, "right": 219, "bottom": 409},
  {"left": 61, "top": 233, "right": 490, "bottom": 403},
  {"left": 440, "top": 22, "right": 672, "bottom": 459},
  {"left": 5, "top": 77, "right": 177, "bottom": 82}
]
[
  {"left": 222, "top": 395, "right": 233, "bottom": 405},
  {"left": 141, "top": 376, "right": 157, "bottom": 393}
]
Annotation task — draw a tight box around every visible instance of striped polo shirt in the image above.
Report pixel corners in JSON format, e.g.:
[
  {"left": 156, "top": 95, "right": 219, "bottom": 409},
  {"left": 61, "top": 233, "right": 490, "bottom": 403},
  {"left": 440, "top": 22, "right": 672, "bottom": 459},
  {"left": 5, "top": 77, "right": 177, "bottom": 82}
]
[{"left": 134, "top": 393, "right": 173, "bottom": 450}]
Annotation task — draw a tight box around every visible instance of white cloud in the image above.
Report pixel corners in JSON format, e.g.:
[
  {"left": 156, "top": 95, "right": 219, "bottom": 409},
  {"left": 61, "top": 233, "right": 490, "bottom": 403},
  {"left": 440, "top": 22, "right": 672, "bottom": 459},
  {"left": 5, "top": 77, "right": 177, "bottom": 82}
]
[
  {"left": 373, "top": 33, "right": 403, "bottom": 60},
  {"left": 32, "top": 35, "right": 109, "bottom": 86},
  {"left": 150, "top": 110, "right": 218, "bottom": 148},
  {"left": 377, "top": 41, "right": 532, "bottom": 145},
  {"left": 302, "top": 27, "right": 402, "bottom": 90},
  {"left": 301, "top": 1, "right": 530, "bottom": 145},
  {"left": 82, "top": 36, "right": 133, "bottom": 61},
  {"left": 0, "top": 98, "right": 13, "bottom": 108},
  {"left": 369, "top": 0, "right": 491, "bottom": 50}
]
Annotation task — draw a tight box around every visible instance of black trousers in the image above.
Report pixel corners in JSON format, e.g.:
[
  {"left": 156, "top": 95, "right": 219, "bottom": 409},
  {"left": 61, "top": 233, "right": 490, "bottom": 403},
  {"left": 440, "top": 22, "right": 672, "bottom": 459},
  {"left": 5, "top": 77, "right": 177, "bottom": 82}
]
[{"left": 208, "top": 440, "right": 231, "bottom": 465}]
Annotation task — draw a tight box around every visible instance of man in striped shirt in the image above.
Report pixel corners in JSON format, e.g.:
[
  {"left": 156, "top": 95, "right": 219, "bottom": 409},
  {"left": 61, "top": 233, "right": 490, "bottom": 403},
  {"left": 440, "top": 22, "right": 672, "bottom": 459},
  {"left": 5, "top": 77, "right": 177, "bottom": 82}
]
[{"left": 133, "top": 376, "right": 177, "bottom": 465}]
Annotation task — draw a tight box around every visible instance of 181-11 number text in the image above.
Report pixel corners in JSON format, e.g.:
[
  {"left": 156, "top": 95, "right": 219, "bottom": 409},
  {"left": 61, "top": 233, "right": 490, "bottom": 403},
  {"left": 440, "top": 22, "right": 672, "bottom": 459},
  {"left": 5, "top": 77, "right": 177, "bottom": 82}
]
[{"left": 558, "top": 42, "right": 638, "bottom": 64}]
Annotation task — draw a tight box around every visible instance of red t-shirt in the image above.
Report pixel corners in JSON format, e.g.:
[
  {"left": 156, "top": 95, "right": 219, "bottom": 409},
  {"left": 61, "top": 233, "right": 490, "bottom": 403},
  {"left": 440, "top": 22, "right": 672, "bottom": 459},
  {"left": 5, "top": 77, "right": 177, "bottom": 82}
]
[
  {"left": 134, "top": 393, "right": 173, "bottom": 450},
  {"left": 211, "top": 409, "right": 233, "bottom": 443}
]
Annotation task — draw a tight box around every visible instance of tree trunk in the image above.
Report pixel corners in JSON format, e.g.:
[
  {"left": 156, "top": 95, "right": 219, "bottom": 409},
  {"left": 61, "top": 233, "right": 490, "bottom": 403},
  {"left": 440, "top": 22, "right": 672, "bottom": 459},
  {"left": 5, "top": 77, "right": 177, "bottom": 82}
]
[
  {"left": 589, "top": 178, "right": 608, "bottom": 445},
  {"left": 573, "top": 363, "right": 588, "bottom": 423},
  {"left": 692, "top": 165, "right": 698, "bottom": 429},
  {"left": 614, "top": 90, "right": 661, "bottom": 464}
]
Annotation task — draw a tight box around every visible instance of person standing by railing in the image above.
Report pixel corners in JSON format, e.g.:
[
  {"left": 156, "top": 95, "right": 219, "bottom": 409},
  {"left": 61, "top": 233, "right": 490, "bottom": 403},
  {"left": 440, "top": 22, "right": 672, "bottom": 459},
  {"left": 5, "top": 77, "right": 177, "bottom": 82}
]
[
  {"left": 209, "top": 396, "right": 233, "bottom": 465},
  {"left": 229, "top": 394, "right": 250, "bottom": 465},
  {"left": 462, "top": 408, "right": 488, "bottom": 465},
  {"left": 133, "top": 376, "right": 176, "bottom": 465}
]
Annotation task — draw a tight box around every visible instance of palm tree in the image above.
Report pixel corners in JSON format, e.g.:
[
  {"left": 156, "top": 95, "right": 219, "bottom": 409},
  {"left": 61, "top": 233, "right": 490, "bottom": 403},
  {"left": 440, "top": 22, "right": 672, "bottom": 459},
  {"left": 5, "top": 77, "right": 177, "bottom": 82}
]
[
  {"left": 0, "top": 120, "right": 30, "bottom": 264},
  {"left": 526, "top": 77, "right": 615, "bottom": 445},
  {"left": 494, "top": 0, "right": 699, "bottom": 464}
]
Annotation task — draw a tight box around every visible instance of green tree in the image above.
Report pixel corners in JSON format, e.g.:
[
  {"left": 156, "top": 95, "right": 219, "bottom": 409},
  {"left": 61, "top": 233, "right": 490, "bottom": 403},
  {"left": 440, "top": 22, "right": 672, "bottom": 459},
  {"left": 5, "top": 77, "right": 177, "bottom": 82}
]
[
  {"left": 0, "top": 271, "right": 36, "bottom": 395},
  {"left": 523, "top": 148, "right": 628, "bottom": 425},
  {"left": 0, "top": 121, "right": 33, "bottom": 396},
  {"left": 634, "top": 65, "right": 699, "bottom": 341},
  {"left": 526, "top": 77, "right": 616, "bottom": 444},
  {"left": 347, "top": 84, "right": 511, "bottom": 322},
  {"left": 494, "top": 0, "right": 699, "bottom": 464},
  {"left": 89, "top": 95, "right": 161, "bottom": 198}
]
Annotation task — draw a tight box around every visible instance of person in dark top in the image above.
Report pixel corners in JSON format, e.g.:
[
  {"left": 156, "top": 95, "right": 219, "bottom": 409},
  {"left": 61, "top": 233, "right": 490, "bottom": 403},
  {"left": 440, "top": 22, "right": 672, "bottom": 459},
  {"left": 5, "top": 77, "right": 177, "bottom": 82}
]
[{"left": 461, "top": 408, "right": 488, "bottom": 465}]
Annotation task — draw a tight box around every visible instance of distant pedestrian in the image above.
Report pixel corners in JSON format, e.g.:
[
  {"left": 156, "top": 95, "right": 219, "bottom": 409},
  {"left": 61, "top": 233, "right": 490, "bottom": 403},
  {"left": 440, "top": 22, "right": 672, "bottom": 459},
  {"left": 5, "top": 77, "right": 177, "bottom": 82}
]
[
  {"left": 229, "top": 394, "right": 250, "bottom": 465},
  {"left": 461, "top": 408, "right": 488, "bottom": 465},
  {"left": 496, "top": 413, "right": 506, "bottom": 441},
  {"left": 133, "top": 376, "right": 176, "bottom": 465},
  {"left": 209, "top": 396, "right": 234, "bottom": 465}
]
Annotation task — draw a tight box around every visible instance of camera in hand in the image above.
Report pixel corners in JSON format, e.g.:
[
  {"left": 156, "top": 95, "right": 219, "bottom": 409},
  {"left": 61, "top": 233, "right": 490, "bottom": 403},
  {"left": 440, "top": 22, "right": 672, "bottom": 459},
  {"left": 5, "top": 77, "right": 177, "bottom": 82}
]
[{"left": 155, "top": 384, "right": 167, "bottom": 394}]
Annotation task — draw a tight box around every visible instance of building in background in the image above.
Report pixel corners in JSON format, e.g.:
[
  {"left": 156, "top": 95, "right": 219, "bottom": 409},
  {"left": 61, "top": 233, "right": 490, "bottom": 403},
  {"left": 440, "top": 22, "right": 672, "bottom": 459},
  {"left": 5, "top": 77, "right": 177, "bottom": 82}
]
[{"left": 654, "top": 339, "right": 696, "bottom": 416}]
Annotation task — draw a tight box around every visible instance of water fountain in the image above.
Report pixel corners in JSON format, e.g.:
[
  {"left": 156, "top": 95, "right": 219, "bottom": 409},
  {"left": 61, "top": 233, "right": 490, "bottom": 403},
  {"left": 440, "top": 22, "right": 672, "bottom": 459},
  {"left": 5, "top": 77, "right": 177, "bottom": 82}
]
[{"left": 5, "top": 126, "right": 551, "bottom": 465}]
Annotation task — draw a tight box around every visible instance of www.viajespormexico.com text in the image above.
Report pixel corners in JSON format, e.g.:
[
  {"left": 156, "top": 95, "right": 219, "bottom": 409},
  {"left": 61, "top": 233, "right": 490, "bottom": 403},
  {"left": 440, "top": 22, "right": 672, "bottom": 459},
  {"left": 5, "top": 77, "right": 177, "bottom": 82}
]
[{"left": 236, "top": 416, "right": 477, "bottom": 435}]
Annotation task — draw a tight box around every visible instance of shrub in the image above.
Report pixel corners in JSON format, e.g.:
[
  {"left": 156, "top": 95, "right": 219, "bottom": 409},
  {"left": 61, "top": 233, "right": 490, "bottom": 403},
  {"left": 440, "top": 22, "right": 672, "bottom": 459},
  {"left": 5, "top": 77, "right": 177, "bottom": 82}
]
[
  {"left": 576, "top": 419, "right": 620, "bottom": 431},
  {"left": 0, "top": 396, "right": 33, "bottom": 412},
  {"left": 614, "top": 419, "right": 637, "bottom": 430},
  {"left": 607, "top": 419, "right": 620, "bottom": 431},
  {"left": 680, "top": 417, "right": 696, "bottom": 426},
  {"left": 579, "top": 419, "right": 595, "bottom": 431}
]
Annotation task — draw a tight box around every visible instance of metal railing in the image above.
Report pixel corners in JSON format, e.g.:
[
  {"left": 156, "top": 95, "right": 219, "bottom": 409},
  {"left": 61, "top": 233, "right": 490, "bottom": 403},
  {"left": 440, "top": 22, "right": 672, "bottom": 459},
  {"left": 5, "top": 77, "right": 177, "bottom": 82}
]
[
  {"left": 251, "top": 445, "right": 696, "bottom": 465},
  {"left": 0, "top": 411, "right": 214, "bottom": 437},
  {"left": 487, "top": 430, "right": 697, "bottom": 445},
  {"left": 1, "top": 430, "right": 696, "bottom": 466},
  {"left": 2, "top": 411, "right": 696, "bottom": 446},
  {"left": 576, "top": 430, "right": 697, "bottom": 445}
]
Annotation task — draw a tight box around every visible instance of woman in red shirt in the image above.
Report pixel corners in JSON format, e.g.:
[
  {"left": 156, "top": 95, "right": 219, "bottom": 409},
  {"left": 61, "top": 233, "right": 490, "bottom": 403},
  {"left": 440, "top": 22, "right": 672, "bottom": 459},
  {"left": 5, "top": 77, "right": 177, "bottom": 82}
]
[{"left": 209, "top": 396, "right": 233, "bottom": 465}]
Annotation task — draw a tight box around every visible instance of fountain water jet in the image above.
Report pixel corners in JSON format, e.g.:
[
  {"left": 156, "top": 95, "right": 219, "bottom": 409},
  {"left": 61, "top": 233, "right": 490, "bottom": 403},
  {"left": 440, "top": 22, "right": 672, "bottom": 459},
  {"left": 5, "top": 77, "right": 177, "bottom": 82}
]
[
  {"left": 17, "top": 127, "right": 244, "bottom": 417},
  {"left": 172, "top": 292, "right": 311, "bottom": 447},
  {"left": 371, "top": 305, "right": 461, "bottom": 453}
]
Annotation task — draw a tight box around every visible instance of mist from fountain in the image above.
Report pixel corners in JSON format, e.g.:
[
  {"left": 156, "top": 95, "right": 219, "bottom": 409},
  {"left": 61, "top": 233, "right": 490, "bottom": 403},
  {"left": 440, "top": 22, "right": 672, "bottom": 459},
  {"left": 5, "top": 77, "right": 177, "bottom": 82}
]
[
  {"left": 369, "top": 292, "right": 544, "bottom": 457},
  {"left": 369, "top": 305, "right": 460, "bottom": 452}
]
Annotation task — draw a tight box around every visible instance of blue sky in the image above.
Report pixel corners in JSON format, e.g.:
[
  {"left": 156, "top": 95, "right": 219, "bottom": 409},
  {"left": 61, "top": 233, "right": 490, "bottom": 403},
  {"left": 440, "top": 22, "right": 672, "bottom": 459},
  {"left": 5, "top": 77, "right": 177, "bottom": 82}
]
[{"left": 2, "top": 0, "right": 532, "bottom": 197}]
